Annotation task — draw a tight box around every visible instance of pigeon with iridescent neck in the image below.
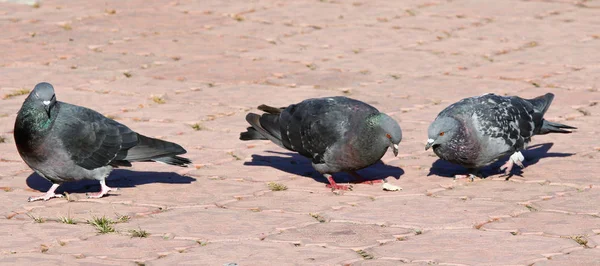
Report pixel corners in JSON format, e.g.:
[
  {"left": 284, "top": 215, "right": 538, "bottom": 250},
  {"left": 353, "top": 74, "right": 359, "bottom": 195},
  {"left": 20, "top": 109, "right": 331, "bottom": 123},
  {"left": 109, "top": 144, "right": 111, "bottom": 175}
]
[
  {"left": 425, "top": 93, "right": 575, "bottom": 180},
  {"left": 14, "top": 82, "right": 191, "bottom": 201},
  {"left": 240, "top": 96, "right": 402, "bottom": 190}
]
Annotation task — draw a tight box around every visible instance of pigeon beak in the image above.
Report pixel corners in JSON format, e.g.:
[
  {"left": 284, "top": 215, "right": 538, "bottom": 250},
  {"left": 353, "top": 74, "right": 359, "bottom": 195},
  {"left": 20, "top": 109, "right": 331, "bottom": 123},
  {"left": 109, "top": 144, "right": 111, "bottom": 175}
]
[
  {"left": 425, "top": 138, "right": 435, "bottom": 151},
  {"left": 391, "top": 143, "right": 399, "bottom": 157},
  {"left": 43, "top": 101, "right": 51, "bottom": 117}
]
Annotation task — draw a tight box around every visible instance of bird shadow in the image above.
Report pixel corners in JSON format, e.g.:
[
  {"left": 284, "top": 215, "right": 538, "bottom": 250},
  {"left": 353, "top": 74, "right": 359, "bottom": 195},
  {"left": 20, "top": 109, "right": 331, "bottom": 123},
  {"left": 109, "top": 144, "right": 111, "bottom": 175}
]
[
  {"left": 427, "top": 142, "right": 574, "bottom": 178},
  {"left": 26, "top": 169, "right": 196, "bottom": 194},
  {"left": 244, "top": 150, "right": 404, "bottom": 184}
]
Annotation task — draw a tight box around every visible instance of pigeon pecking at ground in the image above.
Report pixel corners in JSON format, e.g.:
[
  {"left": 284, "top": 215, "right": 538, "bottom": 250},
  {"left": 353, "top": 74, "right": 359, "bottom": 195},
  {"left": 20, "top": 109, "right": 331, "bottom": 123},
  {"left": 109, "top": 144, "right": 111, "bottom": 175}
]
[
  {"left": 240, "top": 96, "right": 402, "bottom": 190},
  {"left": 425, "top": 93, "right": 576, "bottom": 180},
  {"left": 14, "top": 82, "right": 191, "bottom": 201}
]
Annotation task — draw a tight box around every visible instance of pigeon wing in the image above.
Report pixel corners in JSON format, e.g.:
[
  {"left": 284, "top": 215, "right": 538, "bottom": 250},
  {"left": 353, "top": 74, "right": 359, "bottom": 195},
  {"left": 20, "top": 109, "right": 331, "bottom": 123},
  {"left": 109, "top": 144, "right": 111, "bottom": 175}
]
[
  {"left": 471, "top": 94, "right": 536, "bottom": 149},
  {"left": 56, "top": 103, "right": 138, "bottom": 170},
  {"left": 280, "top": 99, "right": 348, "bottom": 164}
]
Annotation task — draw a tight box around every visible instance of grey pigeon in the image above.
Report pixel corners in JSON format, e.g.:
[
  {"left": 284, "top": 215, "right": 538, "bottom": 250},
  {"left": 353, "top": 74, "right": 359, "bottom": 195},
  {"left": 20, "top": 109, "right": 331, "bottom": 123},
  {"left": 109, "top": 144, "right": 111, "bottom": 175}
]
[
  {"left": 425, "top": 93, "right": 575, "bottom": 179},
  {"left": 14, "top": 82, "right": 191, "bottom": 201},
  {"left": 240, "top": 96, "right": 402, "bottom": 190}
]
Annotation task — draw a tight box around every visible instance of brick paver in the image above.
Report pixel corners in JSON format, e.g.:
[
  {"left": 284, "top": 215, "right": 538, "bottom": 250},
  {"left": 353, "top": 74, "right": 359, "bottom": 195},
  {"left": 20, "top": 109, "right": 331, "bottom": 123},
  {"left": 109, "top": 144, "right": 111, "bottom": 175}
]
[{"left": 1, "top": 0, "right": 599, "bottom": 265}]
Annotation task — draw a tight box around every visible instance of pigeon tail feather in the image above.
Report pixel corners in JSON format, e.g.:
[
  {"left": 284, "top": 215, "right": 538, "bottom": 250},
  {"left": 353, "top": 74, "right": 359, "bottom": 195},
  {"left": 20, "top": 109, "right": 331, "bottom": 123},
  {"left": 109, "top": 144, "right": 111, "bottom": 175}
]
[
  {"left": 257, "top": 104, "right": 284, "bottom": 114},
  {"left": 528, "top": 93, "right": 554, "bottom": 115},
  {"left": 152, "top": 155, "right": 191, "bottom": 166},
  {"left": 538, "top": 120, "right": 577, "bottom": 134},
  {"left": 124, "top": 134, "right": 189, "bottom": 163},
  {"left": 240, "top": 127, "right": 267, "bottom": 140},
  {"left": 240, "top": 113, "right": 285, "bottom": 148}
]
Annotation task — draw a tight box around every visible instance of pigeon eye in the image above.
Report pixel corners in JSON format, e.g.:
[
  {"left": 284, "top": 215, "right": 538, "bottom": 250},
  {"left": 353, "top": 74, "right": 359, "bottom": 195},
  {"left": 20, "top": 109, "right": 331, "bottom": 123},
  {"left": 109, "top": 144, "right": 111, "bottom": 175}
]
[
  {"left": 439, "top": 132, "right": 445, "bottom": 136},
  {"left": 386, "top": 133, "right": 391, "bottom": 139}
]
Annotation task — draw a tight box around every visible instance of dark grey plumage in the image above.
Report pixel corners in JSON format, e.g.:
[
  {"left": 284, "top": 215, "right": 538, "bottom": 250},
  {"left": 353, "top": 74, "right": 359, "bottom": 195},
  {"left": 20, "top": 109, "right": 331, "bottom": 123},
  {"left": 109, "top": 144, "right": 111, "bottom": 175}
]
[
  {"left": 240, "top": 96, "right": 402, "bottom": 190},
  {"left": 426, "top": 93, "right": 575, "bottom": 179},
  {"left": 14, "top": 82, "right": 191, "bottom": 201}
]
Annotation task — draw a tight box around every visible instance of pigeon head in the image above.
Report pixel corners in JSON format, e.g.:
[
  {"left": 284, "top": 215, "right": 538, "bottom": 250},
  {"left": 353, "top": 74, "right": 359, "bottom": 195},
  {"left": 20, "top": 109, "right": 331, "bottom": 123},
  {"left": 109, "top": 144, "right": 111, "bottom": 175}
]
[
  {"left": 28, "top": 82, "right": 57, "bottom": 118},
  {"left": 425, "top": 116, "right": 460, "bottom": 151},
  {"left": 374, "top": 113, "right": 402, "bottom": 156}
]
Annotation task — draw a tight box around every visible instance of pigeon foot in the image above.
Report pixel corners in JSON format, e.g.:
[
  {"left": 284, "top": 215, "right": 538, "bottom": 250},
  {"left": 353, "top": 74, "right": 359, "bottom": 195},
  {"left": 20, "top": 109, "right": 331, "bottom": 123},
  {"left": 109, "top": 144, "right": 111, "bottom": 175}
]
[
  {"left": 500, "top": 151, "right": 525, "bottom": 175},
  {"left": 28, "top": 193, "right": 64, "bottom": 202},
  {"left": 86, "top": 180, "right": 118, "bottom": 199},
  {"left": 28, "top": 183, "right": 63, "bottom": 202},
  {"left": 454, "top": 174, "right": 479, "bottom": 182},
  {"left": 324, "top": 174, "right": 353, "bottom": 191}
]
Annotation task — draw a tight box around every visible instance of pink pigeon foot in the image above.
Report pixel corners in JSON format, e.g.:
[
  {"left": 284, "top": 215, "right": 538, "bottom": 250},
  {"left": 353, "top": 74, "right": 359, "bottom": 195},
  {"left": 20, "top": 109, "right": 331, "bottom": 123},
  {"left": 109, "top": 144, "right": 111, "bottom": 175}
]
[
  {"left": 324, "top": 174, "right": 352, "bottom": 191},
  {"left": 86, "top": 180, "right": 118, "bottom": 199},
  {"left": 454, "top": 174, "right": 478, "bottom": 182},
  {"left": 500, "top": 151, "right": 525, "bottom": 176},
  {"left": 28, "top": 183, "right": 63, "bottom": 202}
]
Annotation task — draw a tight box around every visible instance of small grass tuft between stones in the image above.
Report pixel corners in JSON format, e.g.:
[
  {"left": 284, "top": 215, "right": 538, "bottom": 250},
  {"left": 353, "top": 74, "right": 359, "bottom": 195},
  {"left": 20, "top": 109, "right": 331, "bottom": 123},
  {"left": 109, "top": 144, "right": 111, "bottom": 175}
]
[
  {"left": 309, "top": 213, "right": 326, "bottom": 223},
  {"left": 116, "top": 214, "right": 131, "bottom": 223},
  {"left": 227, "top": 151, "right": 242, "bottom": 160},
  {"left": 190, "top": 123, "right": 206, "bottom": 131},
  {"left": 27, "top": 213, "right": 45, "bottom": 223},
  {"left": 59, "top": 216, "right": 76, "bottom": 224},
  {"left": 89, "top": 216, "right": 115, "bottom": 234},
  {"left": 151, "top": 95, "right": 166, "bottom": 104},
  {"left": 3, "top": 88, "right": 30, "bottom": 100},
  {"left": 306, "top": 63, "right": 317, "bottom": 70},
  {"left": 0, "top": 136, "right": 6, "bottom": 143},
  {"left": 267, "top": 182, "right": 288, "bottom": 191},
  {"left": 129, "top": 227, "right": 149, "bottom": 238},
  {"left": 355, "top": 249, "right": 374, "bottom": 260},
  {"left": 571, "top": 235, "right": 589, "bottom": 248},
  {"left": 524, "top": 204, "right": 538, "bottom": 212}
]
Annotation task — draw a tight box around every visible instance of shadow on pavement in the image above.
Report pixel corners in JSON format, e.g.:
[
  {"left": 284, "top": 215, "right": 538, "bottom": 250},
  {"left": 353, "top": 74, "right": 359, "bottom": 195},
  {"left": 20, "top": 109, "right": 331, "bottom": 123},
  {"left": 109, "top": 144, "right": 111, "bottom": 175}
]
[
  {"left": 26, "top": 169, "right": 196, "bottom": 194},
  {"left": 427, "top": 142, "right": 574, "bottom": 178},
  {"left": 244, "top": 150, "right": 404, "bottom": 185}
]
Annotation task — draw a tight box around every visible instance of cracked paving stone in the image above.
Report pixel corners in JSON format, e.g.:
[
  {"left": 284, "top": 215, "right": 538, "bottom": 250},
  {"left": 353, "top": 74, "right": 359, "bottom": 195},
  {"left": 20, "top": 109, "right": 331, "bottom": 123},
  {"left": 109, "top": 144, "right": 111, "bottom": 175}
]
[
  {"left": 367, "top": 229, "right": 579, "bottom": 266},
  {"left": 224, "top": 190, "right": 369, "bottom": 213},
  {"left": 534, "top": 247, "right": 600, "bottom": 265},
  {"left": 535, "top": 189, "right": 600, "bottom": 215},
  {"left": 435, "top": 180, "right": 574, "bottom": 202},
  {"left": 0, "top": 252, "right": 124, "bottom": 265},
  {"left": 147, "top": 240, "right": 359, "bottom": 265},
  {"left": 114, "top": 208, "right": 316, "bottom": 240},
  {"left": 48, "top": 234, "right": 194, "bottom": 261},
  {"left": 321, "top": 195, "right": 525, "bottom": 230},
  {"left": 12, "top": 201, "right": 161, "bottom": 222},
  {"left": 483, "top": 211, "right": 600, "bottom": 238},
  {"left": 0, "top": 220, "right": 96, "bottom": 254},
  {"left": 266, "top": 222, "right": 412, "bottom": 248}
]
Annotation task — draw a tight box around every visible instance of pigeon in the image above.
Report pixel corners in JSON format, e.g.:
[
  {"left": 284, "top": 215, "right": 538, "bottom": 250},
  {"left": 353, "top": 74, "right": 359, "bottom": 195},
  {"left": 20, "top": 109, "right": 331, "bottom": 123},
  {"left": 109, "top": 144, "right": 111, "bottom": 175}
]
[
  {"left": 240, "top": 96, "right": 402, "bottom": 190},
  {"left": 14, "top": 82, "right": 192, "bottom": 201},
  {"left": 425, "top": 93, "right": 575, "bottom": 180}
]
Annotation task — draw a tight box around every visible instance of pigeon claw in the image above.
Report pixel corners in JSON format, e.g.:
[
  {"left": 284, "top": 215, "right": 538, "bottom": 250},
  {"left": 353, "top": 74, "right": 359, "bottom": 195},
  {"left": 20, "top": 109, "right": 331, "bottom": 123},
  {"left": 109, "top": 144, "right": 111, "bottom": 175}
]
[
  {"left": 86, "top": 180, "right": 118, "bottom": 199},
  {"left": 500, "top": 160, "right": 514, "bottom": 176},
  {"left": 454, "top": 174, "right": 479, "bottom": 182},
  {"left": 326, "top": 183, "right": 353, "bottom": 191},
  {"left": 324, "top": 174, "right": 352, "bottom": 191},
  {"left": 500, "top": 151, "right": 525, "bottom": 176},
  {"left": 27, "top": 183, "right": 63, "bottom": 202},
  {"left": 27, "top": 193, "right": 64, "bottom": 202}
]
